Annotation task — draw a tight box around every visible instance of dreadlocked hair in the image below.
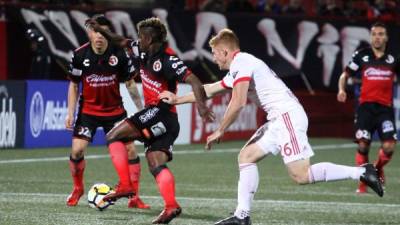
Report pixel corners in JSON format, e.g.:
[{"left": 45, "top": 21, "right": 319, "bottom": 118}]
[{"left": 137, "top": 17, "right": 167, "bottom": 43}]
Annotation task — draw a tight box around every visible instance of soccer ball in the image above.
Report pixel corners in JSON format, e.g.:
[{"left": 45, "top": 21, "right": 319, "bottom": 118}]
[{"left": 87, "top": 183, "right": 114, "bottom": 211}]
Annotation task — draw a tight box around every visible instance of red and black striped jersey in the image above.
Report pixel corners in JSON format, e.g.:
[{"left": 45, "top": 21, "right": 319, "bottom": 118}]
[
  {"left": 345, "top": 47, "right": 400, "bottom": 107},
  {"left": 68, "top": 42, "right": 135, "bottom": 116},
  {"left": 128, "top": 40, "right": 192, "bottom": 113}
]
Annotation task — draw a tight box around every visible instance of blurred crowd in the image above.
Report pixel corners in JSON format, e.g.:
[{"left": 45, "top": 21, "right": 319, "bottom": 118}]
[
  {"left": 188, "top": 0, "right": 399, "bottom": 21},
  {"left": 4, "top": 0, "right": 399, "bottom": 21}
]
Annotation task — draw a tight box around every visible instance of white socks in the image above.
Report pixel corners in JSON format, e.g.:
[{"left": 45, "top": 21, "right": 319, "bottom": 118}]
[
  {"left": 234, "top": 163, "right": 259, "bottom": 219},
  {"left": 308, "top": 162, "right": 365, "bottom": 183}
]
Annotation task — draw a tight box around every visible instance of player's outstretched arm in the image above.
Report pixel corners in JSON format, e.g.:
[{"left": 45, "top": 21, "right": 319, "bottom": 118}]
[
  {"left": 184, "top": 74, "right": 215, "bottom": 122},
  {"left": 85, "top": 19, "right": 129, "bottom": 48},
  {"left": 125, "top": 78, "right": 143, "bottom": 111},
  {"left": 159, "top": 81, "right": 227, "bottom": 105}
]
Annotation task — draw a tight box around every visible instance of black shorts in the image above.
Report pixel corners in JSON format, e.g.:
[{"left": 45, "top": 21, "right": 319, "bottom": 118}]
[
  {"left": 127, "top": 102, "right": 179, "bottom": 161},
  {"left": 354, "top": 102, "right": 397, "bottom": 142},
  {"left": 73, "top": 112, "right": 127, "bottom": 142}
]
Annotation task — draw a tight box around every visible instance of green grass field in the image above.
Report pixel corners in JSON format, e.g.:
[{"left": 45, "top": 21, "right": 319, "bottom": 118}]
[{"left": 0, "top": 138, "right": 399, "bottom": 225}]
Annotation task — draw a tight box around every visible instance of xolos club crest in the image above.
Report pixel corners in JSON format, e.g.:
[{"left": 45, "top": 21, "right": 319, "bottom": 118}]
[
  {"left": 153, "top": 59, "right": 162, "bottom": 72},
  {"left": 108, "top": 55, "right": 118, "bottom": 66}
]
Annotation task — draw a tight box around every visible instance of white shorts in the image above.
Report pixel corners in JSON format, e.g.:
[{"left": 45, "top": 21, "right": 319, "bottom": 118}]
[{"left": 249, "top": 107, "right": 314, "bottom": 164}]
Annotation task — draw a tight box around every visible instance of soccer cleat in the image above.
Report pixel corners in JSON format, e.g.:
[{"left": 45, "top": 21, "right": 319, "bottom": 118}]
[
  {"left": 128, "top": 196, "right": 150, "bottom": 209},
  {"left": 152, "top": 207, "right": 182, "bottom": 224},
  {"left": 66, "top": 187, "right": 84, "bottom": 206},
  {"left": 356, "top": 182, "right": 367, "bottom": 194},
  {"left": 214, "top": 215, "right": 251, "bottom": 225},
  {"left": 103, "top": 183, "right": 134, "bottom": 202},
  {"left": 359, "top": 163, "right": 384, "bottom": 197}
]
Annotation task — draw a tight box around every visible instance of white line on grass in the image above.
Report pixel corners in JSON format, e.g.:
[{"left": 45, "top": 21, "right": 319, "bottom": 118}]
[
  {"left": 0, "top": 192, "right": 398, "bottom": 208},
  {"left": 0, "top": 143, "right": 360, "bottom": 164}
]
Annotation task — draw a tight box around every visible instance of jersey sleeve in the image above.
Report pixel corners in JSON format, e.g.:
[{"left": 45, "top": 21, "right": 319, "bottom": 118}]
[
  {"left": 345, "top": 50, "right": 362, "bottom": 77},
  {"left": 221, "top": 72, "right": 233, "bottom": 89},
  {"left": 67, "top": 51, "right": 82, "bottom": 83},
  {"left": 163, "top": 54, "right": 192, "bottom": 82},
  {"left": 117, "top": 49, "right": 136, "bottom": 82},
  {"left": 229, "top": 55, "right": 253, "bottom": 87}
]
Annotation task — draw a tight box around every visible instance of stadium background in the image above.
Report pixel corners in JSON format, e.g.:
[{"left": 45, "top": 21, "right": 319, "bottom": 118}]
[
  {"left": 0, "top": 1, "right": 399, "bottom": 225},
  {"left": 2, "top": 0, "right": 400, "bottom": 149}
]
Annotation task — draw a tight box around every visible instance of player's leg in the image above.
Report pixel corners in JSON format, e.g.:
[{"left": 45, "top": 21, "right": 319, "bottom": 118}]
[
  {"left": 126, "top": 142, "right": 150, "bottom": 209},
  {"left": 375, "top": 140, "right": 395, "bottom": 185},
  {"left": 355, "top": 140, "right": 370, "bottom": 193},
  {"left": 354, "top": 103, "right": 374, "bottom": 193},
  {"left": 285, "top": 158, "right": 383, "bottom": 196},
  {"left": 67, "top": 138, "right": 89, "bottom": 206},
  {"left": 67, "top": 113, "right": 96, "bottom": 206},
  {"left": 375, "top": 108, "right": 397, "bottom": 186},
  {"left": 104, "top": 119, "right": 142, "bottom": 201},
  {"left": 215, "top": 124, "right": 271, "bottom": 225},
  {"left": 282, "top": 106, "right": 382, "bottom": 196},
  {"left": 146, "top": 148, "right": 182, "bottom": 224},
  {"left": 102, "top": 113, "right": 150, "bottom": 207}
]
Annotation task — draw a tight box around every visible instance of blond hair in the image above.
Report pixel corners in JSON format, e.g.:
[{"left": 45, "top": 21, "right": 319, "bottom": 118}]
[{"left": 209, "top": 28, "right": 240, "bottom": 50}]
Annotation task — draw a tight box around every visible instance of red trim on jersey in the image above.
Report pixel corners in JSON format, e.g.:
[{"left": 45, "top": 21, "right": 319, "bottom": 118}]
[
  {"left": 74, "top": 42, "right": 90, "bottom": 52},
  {"left": 182, "top": 69, "right": 192, "bottom": 81},
  {"left": 221, "top": 79, "right": 231, "bottom": 89},
  {"left": 233, "top": 77, "right": 251, "bottom": 87},
  {"left": 165, "top": 46, "right": 176, "bottom": 55},
  {"left": 232, "top": 50, "right": 240, "bottom": 59}
]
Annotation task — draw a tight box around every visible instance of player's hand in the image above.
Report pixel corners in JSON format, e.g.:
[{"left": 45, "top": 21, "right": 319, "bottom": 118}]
[
  {"left": 84, "top": 18, "right": 99, "bottom": 31},
  {"left": 197, "top": 104, "right": 215, "bottom": 122},
  {"left": 65, "top": 114, "right": 74, "bottom": 130},
  {"left": 205, "top": 129, "right": 223, "bottom": 150},
  {"left": 337, "top": 90, "right": 347, "bottom": 102},
  {"left": 159, "top": 91, "right": 178, "bottom": 105}
]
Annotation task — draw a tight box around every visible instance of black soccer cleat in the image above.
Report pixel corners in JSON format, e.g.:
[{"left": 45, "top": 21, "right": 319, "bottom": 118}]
[
  {"left": 360, "top": 163, "right": 384, "bottom": 197},
  {"left": 214, "top": 215, "right": 251, "bottom": 225}
]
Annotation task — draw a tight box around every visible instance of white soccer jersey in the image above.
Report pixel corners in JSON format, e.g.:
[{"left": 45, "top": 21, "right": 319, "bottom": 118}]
[
  {"left": 221, "top": 52, "right": 314, "bottom": 163},
  {"left": 221, "top": 52, "right": 301, "bottom": 119}
]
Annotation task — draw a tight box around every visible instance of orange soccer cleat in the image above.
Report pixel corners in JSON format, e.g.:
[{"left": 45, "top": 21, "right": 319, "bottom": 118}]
[
  {"left": 66, "top": 187, "right": 84, "bottom": 206},
  {"left": 128, "top": 196, "right": 150, "bottom": 209},
  {"left": 152, "top": 207, "right": 182, "bottom": 224},
  {"left": 103, "top": 183, "right": 134, "bottom": 202}
]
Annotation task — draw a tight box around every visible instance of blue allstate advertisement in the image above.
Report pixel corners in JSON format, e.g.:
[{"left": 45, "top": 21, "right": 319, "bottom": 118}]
[{"left": 24, "top": 80, "right": 106, "bottom": 148}]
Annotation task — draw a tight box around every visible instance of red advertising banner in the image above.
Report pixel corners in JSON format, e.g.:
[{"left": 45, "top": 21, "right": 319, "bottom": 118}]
[
  {"left": 191, "top": 93, "right": 266, "bottom": 143},
  {"left": 0, "top": 17, "right": 7, "bottom": 80}
]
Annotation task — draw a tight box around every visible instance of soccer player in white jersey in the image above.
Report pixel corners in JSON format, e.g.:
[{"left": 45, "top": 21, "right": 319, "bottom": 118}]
[{"left": 159, "top": 28, "right": 383, "bottom": 225}]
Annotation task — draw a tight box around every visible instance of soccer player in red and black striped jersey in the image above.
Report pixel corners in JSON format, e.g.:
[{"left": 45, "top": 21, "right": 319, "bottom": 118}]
[
  {"left": 337, "top": 22, "right": 400, "bottom": 194},
  {"left": 88, "top": 17, "right": 214, "bottom": 224},
  {"left": 65, "top": 14, "right": 149, "bottom": 209}
]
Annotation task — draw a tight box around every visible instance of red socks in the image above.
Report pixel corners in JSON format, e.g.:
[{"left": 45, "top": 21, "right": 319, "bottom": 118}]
[
  {"left": 69, "top": 156, "right": 85, "bottom": 189},
  {"left": 355, "top": 151, "right": 368, "bottom": 166},
  {"left": 128, "top": 157, "right": 141, "bottom": 194},
  {"left": 155, "top": 167, "right": 179, "bottom": 209},
  {"left": 375, "top": 148, "right": 393, "bottom": 170},
  {"left": 108, "top": 141, "right": 131, "bottom": 187}
]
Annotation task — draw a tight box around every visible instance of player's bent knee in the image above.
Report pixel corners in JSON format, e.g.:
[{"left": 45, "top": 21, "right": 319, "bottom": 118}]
[
  {"left": 289, "top": 172, "right": 309, "bottom": 185},
  {"left": 106, "top": 131, "right": 123, "bottom": 145},
  {"left": 382, "top": 141, "right": 396, "bottom": 153},
  {"left": 150, "top": 164, "right": 168, "bottom": 177},
  {"left": 71, "top": 148, "right": 84, "bottom": 159},
  {"left": 357, "top": 141, "right": 370, "bottom": 155},
  {"left": 70, "top": 152, "right": 84, "bottom": 161},
  {"left": 238, "top": 144, "right": 265, "bottom": 164}
]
